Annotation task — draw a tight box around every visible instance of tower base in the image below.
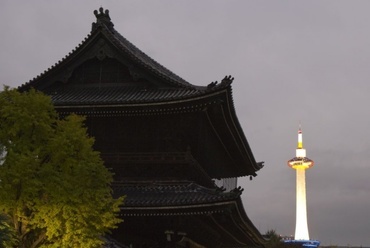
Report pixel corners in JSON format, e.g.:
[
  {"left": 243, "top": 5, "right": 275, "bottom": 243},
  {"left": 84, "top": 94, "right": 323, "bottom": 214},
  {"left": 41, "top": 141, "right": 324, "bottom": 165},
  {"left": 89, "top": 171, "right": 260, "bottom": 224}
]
[{"left": 284, "top": 240, "right": 320, "bottom": 248}]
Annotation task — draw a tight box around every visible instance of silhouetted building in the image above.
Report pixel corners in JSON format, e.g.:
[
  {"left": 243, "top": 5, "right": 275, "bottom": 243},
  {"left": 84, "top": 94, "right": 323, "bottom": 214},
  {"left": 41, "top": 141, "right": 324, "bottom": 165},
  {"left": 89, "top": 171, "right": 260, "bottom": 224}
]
[{"left": 19, "top": 7, "right": 265, "bottom": 248}]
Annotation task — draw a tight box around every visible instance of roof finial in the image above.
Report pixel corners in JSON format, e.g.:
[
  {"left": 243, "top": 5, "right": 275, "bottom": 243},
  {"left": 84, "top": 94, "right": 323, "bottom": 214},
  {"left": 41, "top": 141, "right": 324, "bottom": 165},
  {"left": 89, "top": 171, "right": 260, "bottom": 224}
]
[{"left": 92, "top": 7, "right": 114, "bottom": 32}]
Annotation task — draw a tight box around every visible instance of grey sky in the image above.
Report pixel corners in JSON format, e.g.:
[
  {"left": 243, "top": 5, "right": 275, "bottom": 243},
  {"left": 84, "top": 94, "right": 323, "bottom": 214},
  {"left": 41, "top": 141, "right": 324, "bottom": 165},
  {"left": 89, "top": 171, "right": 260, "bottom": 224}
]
[{"left": 1, "top": 1, "right": 369, "bottom": 246}]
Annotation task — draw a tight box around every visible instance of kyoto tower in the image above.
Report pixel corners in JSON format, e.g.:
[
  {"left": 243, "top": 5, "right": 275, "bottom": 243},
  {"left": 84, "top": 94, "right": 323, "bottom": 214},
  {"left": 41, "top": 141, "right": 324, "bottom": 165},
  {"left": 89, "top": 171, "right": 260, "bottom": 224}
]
[{"left": 287, "top": 126, "right": 314, "bottom": 240}]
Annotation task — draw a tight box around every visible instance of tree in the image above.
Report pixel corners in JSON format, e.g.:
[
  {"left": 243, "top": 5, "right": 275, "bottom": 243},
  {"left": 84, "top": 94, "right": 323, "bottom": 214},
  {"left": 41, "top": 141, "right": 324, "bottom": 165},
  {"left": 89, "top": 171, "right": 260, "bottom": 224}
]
[
  {"left": 264, "top": 229, "right": 283, "bottom": 248},
  {"left": 0, "top": 87, "right": 123, "bottom": 248}
]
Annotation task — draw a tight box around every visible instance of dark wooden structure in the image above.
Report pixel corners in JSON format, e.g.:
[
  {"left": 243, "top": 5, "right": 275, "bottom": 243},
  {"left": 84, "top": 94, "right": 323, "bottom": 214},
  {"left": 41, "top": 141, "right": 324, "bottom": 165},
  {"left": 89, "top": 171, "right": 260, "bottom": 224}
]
[{"left": 19, "top": 8, "right": 265, "bottom": 248}]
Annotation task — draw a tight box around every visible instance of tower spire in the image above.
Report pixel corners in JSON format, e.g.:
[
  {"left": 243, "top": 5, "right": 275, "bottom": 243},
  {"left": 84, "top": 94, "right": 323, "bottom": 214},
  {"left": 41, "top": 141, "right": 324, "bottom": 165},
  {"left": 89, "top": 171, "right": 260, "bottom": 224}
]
[
  {"left": 297, "top": 124, "right": 303, "bottom": 149},
  {"left": 296, "top": 126, "right": 306, "bottom": 158}
]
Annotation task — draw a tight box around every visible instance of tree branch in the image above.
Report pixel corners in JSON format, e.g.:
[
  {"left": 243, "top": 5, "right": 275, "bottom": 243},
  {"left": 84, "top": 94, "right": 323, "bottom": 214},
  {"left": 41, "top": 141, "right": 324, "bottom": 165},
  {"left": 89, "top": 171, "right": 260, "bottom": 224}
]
[{"left": 30, "top": 232, "right": 46, "bottom": 248}]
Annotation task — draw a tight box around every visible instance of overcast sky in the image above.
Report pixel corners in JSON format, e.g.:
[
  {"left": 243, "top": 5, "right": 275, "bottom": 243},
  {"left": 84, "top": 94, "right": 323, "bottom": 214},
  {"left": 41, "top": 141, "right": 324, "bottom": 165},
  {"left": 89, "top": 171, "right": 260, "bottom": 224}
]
[{"left": 1, "top": 1, "right": 369, "bottom": 246}]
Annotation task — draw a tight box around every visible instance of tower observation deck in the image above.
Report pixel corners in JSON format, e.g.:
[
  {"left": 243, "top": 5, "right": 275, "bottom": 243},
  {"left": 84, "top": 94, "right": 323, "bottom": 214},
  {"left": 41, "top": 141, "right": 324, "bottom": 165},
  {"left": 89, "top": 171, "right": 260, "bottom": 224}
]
[{"left": 287, "top": 127, "right": 314, "bottom": 241}]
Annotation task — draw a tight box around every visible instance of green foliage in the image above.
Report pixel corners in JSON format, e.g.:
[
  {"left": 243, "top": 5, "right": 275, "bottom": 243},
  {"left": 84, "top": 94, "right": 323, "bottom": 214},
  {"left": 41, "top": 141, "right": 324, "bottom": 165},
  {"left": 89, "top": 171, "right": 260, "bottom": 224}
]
[
  {"left": 0, "top": 87, "right": 123, "bottom": 248},
  {"left": 264, "top": 229, "right": 283, "bottom": 248},
  {"left": 0, "top": 214, "right": 18, "bottom": 247}
]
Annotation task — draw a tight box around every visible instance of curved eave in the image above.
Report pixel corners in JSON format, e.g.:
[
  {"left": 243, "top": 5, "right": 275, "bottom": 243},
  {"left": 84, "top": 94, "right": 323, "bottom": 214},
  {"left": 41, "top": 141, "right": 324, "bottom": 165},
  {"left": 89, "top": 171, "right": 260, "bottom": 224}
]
[
  {"left": 204, "top": 85, "right": 263, "bottom": 176},
  {"left": 205, "top": 199, "right": 266, "bottom": 247},
  {"left": 117, "top": 185, "right": 265, "bottom": 247},
  {"left": 226, "top": 85, "right": 264, "bottom": 174},
  {"left": 114, "top": 182, "right": 242, "bottom": 209},
  {"left": 230, "top": 197, "right": 267, "bottom": 246},
  {"left": 119, "top": 199, "right": 264, "bottom": 248},
  {"left": 51, "top": 82, "right": 230, "bottom": 109},
  {"left": 51, "top": 84, "right": 262, "bottom": 177}
]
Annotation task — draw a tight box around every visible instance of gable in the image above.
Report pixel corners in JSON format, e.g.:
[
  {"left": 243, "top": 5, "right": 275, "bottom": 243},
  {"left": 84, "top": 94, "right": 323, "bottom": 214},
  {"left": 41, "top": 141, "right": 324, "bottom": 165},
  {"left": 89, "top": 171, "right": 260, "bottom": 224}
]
[
  {"left": 69, "top": 57, "right": 133, "bottom": 85},
  {"left": 19, "top": 14, "right": 199, "bottom": 92}
]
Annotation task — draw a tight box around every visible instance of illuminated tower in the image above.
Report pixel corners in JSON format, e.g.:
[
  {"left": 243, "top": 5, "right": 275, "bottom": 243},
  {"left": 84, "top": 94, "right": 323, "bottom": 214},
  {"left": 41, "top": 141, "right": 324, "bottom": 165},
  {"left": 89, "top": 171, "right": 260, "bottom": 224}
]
[{"left": 287, "top": 126, "right": 314, "bottom": 240}]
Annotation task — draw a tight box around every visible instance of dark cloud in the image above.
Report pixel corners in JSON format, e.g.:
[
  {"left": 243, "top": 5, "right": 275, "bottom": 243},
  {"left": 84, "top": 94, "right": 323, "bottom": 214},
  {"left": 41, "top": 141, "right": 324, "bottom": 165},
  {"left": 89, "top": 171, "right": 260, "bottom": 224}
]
[{"left": 1, "top": 1, "right": 369, "bottom": 246}]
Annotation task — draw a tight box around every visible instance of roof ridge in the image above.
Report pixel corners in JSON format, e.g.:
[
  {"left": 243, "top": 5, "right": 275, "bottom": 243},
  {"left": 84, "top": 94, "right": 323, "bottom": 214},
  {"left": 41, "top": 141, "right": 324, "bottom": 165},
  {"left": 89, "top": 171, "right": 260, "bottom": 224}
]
[
  {"left": 19, "top": 7, "right": 233, "bottom": 95},
  {"left": 97, "top": 17, "right": 198, "bottom": 90},
  {"left": 19, "top": 7, "right": 203, "bottom": 91},
  {"left": 18, "top": 33, "right": 92, "bottom": 90},
  {"left": 113, "top": 181, "right": 242, "bottom": 207}
]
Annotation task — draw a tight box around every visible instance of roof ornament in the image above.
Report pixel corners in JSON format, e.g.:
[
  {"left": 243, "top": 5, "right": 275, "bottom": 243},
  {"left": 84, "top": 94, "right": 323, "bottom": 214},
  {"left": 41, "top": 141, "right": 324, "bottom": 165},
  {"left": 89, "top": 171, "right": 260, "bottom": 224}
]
[
  {"left": 215, "top": 186, "right": 226, "bottom": 192},
  {"left": 207, "top": 81, "right": 218, "bottom": 88},
  {"left": 92, "top": 7, "right": 114, "bottom": 32},
  {"left": 231, "top": 186, "right": 244, "bottom": 194},
  {"left": 220, "top": 75, "right": 234, "bottom": 86},
  {"left": 207, "top": 75, "right": 234, "bottom": 89}
]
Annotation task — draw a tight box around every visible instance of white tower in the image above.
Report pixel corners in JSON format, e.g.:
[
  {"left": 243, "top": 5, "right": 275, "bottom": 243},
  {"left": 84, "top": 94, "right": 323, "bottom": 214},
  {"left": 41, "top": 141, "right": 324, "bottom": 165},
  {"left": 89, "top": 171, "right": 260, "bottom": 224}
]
[{"left": 287, "top": 126, "right": 314, "bottom": 240}]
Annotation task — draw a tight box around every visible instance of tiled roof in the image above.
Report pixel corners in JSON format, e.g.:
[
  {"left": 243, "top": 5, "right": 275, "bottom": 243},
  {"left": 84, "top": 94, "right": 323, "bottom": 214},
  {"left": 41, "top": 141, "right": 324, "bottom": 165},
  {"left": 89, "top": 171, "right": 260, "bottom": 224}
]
[
  {"left": 46, "top": 86, "right": 205, "bottom": 105},
  {"left": 19, "top": 7, "right": 234, "bottom": 97},
  {"left": 113, "top": 182, "right": 242, "bottom": 207},
  {"left": 19, "top": 7, "right": 199, "bottom": 91},
  {"left": 90, "top": 7, "right": 198, "bottom": 90},
  {"left": 105, "top": 26, "right": 196, "bottom": 90}
]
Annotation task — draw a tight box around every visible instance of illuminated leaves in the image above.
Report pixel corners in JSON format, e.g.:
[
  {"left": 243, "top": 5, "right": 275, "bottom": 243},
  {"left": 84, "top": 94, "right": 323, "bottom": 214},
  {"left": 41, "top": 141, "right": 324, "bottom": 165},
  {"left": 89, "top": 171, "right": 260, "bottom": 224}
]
[{"left": 0, "top": 87, "right": 123, "bottom": 248}]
